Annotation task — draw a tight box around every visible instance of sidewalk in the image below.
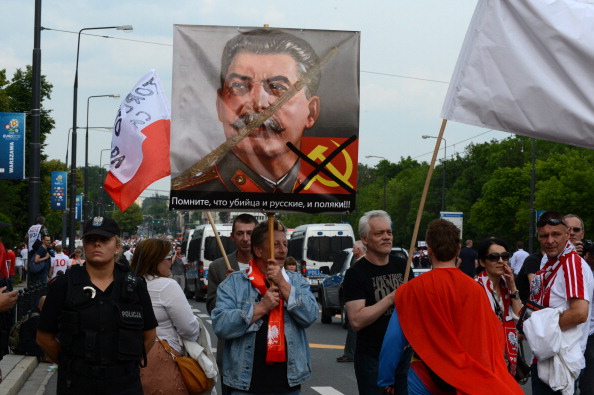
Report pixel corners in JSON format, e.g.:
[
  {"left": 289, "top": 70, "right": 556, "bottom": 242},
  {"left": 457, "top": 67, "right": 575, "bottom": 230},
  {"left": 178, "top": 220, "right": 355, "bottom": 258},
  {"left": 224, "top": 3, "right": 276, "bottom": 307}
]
[
  {"left": 0, "top": 355, "right": 55, "bottom": 395},
  {"left": 0, "top": 282, "right": 56, "bottom": 395}
]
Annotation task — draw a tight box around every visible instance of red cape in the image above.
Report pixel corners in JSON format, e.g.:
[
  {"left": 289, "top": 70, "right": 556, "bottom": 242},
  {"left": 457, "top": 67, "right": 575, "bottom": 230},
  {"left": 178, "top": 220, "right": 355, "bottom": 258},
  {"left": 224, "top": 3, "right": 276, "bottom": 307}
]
[{"left": 395, "top": 268, "right": 523, "bottom": 395}]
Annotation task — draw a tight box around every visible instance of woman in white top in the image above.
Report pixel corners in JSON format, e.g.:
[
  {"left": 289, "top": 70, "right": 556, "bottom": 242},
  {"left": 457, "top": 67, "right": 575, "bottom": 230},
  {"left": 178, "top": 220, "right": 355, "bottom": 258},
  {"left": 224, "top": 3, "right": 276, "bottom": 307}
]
[{"left": 131, "top": 238, "right": 199, "bottom": 395}]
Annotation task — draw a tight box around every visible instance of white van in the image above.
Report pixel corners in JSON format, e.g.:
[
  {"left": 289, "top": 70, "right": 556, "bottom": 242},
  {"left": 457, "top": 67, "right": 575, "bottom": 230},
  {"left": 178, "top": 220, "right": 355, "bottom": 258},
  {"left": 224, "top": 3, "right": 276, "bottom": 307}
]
[
  {"left": 185, "top": 224, "right": 234, "bottom": 300},
  {"left": 180, "top": 229, "right": 194, "bottom": 257},
  {"left": 287, "top": 223, "right": 355, "bottom": 290}
]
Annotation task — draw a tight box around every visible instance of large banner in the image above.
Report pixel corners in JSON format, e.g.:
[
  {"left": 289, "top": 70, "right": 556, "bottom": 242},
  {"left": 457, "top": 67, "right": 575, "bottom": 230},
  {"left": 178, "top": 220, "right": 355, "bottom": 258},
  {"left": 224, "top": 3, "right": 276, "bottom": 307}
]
[
  {"left": 169, "top": 26, "right": 360, "bottom": 213},
  {"left": 0, "top": 112, "right": 26, "bottom": 180},
  {"left": 441, "top": 0, "right": 594, "bottom": 149},
  {"left": 51, "top": 171, "right": 67, "bottom": 210}
]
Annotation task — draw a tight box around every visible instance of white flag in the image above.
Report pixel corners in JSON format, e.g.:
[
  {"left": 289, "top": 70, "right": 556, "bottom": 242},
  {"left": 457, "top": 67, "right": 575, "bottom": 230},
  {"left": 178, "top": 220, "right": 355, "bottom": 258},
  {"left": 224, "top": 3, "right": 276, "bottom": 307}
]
[{"left": 441, "top": 0, "right": 594, "bottom": 149}]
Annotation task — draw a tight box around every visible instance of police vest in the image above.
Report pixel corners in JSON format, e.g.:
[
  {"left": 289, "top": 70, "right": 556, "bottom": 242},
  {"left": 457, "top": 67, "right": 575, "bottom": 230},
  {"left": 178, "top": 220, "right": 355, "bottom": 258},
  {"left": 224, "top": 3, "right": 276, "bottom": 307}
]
[{"left": 57, "top": 265, "right": 146, "bottom": 365}]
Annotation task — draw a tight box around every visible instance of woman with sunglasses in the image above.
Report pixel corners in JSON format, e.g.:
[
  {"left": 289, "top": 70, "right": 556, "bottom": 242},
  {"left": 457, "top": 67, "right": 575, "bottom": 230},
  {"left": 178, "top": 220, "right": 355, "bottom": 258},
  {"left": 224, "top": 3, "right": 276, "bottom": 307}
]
[
  {"left": 131, "top": 238, "right": 200, "bottom": 395},
  {"left": 476, "top": 238, "right": 523, "bottom": 378}
]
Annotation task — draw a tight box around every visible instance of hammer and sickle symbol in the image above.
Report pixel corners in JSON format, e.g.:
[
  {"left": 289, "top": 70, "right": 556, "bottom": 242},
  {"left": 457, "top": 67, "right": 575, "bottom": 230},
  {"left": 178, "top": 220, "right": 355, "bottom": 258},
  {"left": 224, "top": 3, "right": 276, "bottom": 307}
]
[{"left": 303, "top": 140, "right": 354, "bottom": 191}]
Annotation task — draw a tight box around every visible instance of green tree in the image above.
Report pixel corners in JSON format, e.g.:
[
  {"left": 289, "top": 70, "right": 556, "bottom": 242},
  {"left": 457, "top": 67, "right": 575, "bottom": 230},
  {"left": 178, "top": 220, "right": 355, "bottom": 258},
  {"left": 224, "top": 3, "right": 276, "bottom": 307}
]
[
  {"left": 469, "top": 166, "right": 531, "bottom": 243},
  {"left": 113, "top": 203, "right": 143, "bottom": 236},
  {"left": 0, "top": 66, "right": 55, "bottom": 243}
]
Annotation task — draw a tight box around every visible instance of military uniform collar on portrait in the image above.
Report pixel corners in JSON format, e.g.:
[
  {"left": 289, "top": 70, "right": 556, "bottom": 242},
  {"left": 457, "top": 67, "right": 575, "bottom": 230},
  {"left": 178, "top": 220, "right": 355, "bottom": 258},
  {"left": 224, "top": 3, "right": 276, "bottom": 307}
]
[{"left": 184, "top": 151, "right": 302, "bottom": 193}]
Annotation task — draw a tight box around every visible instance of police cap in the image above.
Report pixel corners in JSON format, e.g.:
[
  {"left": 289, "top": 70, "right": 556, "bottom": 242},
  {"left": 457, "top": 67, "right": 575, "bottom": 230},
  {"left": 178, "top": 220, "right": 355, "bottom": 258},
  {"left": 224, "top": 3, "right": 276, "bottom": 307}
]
[{"left": 83, "top": 216, "right": 121, "bottom": 239}]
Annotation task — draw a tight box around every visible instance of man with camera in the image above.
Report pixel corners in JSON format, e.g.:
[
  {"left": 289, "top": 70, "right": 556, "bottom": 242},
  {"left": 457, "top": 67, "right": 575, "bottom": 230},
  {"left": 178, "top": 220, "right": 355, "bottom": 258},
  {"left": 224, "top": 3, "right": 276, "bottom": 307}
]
[
  {"left": 565, "top": 214, "right": 586, "bottom": 256},
  {"left": 30, "top": 235, "right": 52, "bottom": 286}
]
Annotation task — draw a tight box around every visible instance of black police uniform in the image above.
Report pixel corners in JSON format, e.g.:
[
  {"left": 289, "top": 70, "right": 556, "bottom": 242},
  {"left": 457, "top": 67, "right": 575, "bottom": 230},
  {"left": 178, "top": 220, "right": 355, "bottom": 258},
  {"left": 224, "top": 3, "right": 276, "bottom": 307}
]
[{"left": 38, "top": 264, "right": 157, "bottom": 394}]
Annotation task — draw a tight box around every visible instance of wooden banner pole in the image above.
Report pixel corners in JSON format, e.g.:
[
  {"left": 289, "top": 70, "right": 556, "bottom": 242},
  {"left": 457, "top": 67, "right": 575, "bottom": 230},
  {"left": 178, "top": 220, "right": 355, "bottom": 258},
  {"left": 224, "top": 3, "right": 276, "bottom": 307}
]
[
  {"left": 267, "top": 213, "right": 276, "bottom": 286},
  {"left": 206, "top": 211, "right": 231, "bottom": 271},
  {"left": 403, "top": 119, "right": 448, "bottom": 283}
]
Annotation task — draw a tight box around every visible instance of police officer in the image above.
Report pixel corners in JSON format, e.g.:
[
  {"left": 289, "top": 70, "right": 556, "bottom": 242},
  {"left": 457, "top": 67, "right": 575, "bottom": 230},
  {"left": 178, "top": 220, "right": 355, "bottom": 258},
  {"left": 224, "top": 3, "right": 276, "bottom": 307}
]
[{"left": 37, "top": 217, "right": 158, "bottom": 394}]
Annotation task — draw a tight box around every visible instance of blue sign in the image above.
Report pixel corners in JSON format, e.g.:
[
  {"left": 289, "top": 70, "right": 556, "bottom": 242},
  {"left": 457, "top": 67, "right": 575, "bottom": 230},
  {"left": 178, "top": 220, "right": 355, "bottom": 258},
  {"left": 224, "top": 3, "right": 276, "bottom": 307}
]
[
  {"left": 0, "top": 112, "right": 26, "bottom": 179},
  {"left": 75, "top": 195, "right": 82, "bottom": 221},
  {"left": 51, "top": 171, "right": 68, "bottom": 210}
]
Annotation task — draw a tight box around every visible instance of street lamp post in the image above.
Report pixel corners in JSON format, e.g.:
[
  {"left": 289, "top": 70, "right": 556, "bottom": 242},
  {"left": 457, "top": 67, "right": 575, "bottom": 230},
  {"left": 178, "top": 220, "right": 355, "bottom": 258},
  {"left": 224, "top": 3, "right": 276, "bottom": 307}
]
[
  {"left": 365, "top": 155, "right": 388, "bottom": 211},
  {"left": 422, "top": 135, "right": 447, "bottom": 211},
  {"left": 97, "top": 149, "right": 112, "bottom": 217},
  {"left": 85, "top": 94, "right": 120, "bottom": 222},
  {"left": 69, "top": 25, "right": 132, "bottom": 252}
]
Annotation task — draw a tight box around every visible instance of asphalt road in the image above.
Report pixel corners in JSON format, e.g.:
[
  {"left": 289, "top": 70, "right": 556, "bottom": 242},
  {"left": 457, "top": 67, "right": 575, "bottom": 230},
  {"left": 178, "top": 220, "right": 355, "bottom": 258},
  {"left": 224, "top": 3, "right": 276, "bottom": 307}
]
[
  {"left": 189, "top": 298, "right": 358, "bottom": 395},
  {"left": 190, "top": 298, "right": 537, "bottom": 395}
]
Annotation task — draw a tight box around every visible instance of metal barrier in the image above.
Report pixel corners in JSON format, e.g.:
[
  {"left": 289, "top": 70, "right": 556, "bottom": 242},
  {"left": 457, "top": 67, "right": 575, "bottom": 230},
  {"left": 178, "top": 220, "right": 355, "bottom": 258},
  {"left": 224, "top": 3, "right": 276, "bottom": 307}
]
[{"left": 13, "top": 283, "right": 48, "bottom": 325}]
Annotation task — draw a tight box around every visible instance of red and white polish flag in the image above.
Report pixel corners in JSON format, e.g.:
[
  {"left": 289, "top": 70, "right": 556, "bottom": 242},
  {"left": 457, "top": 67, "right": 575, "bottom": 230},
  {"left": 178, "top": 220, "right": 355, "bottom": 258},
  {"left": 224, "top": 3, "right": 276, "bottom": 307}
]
[{"left": 104, "top": 69, "right": 171, "bottom": 211}]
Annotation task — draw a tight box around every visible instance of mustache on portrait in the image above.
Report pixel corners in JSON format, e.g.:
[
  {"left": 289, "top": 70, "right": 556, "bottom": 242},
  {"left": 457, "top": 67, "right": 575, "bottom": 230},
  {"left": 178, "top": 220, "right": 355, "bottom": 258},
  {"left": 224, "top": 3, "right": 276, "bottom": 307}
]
[{"left": 231, "top": 112, "right": 285, "bottom": 133}]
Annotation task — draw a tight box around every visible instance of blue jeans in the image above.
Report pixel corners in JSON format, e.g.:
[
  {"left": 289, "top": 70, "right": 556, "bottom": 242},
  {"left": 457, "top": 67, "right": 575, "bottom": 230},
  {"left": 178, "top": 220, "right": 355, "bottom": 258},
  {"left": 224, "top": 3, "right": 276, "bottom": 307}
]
[
  {"left": 531, "top": 364, "right": 561, "bottom": 394},
  {"left": 355, "top": 350, "right": 410, "bottom": 395}
]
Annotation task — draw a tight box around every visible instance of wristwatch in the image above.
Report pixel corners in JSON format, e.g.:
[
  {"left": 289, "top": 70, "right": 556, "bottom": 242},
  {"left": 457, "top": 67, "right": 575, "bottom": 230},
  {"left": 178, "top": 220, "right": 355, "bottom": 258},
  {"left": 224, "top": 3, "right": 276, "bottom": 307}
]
[{"left": 510, "top": 290, "right": 520, "bottom": 299}]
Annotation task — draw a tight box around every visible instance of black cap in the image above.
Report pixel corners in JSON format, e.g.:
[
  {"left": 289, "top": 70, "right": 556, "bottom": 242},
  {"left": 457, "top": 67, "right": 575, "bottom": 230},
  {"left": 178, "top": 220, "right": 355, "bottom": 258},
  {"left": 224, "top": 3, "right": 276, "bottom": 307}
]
[{"left": 83, "top": 216, "right": 120, "bottom": 239}]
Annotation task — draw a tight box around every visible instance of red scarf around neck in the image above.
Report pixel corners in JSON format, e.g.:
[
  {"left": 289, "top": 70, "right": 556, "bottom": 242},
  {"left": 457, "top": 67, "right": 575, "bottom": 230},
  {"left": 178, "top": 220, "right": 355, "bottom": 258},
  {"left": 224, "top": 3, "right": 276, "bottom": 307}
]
[
  {"left": 476, "top": 272, "right": 519, "bottom": 376},
  {"left": 248, "top": 259, "right": 286, "bottom": 364}
]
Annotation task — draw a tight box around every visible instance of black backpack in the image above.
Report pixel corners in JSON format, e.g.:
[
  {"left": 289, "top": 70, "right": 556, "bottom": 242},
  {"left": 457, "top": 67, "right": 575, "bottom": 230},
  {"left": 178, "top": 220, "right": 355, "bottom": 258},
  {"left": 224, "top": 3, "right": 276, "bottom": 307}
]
[{"left": 9, "top": 310, "right": 42, "bottom": 356}]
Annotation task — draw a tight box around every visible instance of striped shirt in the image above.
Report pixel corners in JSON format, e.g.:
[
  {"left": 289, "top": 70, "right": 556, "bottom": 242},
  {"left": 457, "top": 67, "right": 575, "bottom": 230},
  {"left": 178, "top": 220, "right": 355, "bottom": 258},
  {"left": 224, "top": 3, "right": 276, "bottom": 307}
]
[{"left": 530, "top": 242, "right": 593, "bottom": 352}]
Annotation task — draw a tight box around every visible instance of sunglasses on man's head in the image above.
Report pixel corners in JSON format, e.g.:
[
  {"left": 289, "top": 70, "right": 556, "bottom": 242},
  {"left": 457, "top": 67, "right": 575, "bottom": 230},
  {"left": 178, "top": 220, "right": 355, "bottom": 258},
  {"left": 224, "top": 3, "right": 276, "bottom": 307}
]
[
  {"left": 485, "top": 252, "right": 512, "bottom": 262},
  {"left": 536, "top": 218, "right": 567, "bottom": 228}
]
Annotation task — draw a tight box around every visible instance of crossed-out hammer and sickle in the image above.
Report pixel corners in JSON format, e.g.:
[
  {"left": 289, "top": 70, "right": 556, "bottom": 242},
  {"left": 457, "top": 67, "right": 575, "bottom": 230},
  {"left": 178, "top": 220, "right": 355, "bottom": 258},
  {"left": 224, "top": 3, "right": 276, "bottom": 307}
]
[{"left": 302, "top": 140, "right": 354, "bottom": 191}]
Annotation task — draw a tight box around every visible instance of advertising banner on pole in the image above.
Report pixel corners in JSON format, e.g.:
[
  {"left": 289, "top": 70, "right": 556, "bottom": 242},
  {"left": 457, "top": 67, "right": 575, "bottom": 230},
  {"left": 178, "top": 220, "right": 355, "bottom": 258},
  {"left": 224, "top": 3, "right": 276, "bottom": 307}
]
[
  {"left": 169, "top": 26, "right": 360, "bottom": 214},
  {"left": 0, "top": 112, "right": 26, "bottom": 180},
  {"left": 51, "top": 171, "right": 68, "bottom": 210},
  {"left": 75, "top": 195, "right": 82, "bottom": 221}
]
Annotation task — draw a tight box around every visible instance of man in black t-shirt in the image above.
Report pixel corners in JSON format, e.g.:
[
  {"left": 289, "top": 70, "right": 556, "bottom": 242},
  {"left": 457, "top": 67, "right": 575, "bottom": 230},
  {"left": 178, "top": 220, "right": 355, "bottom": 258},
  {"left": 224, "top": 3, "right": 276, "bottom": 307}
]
[
  {"left": 343, "top": 210, "right": 412, "bottom": 395},
  {"left": 516, "top": 250, "right": 543, "bottom": 303},
  {"left": 456, "top": 239, "right": 478, "bottom": 277}
]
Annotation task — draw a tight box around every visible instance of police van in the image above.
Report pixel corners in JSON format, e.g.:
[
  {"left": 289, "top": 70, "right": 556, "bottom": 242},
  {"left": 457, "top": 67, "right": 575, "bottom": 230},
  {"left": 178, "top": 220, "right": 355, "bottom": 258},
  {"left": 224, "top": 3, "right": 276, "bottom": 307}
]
[
  {"left": 185, "top": 224, "right": 234, "bottom": 300},
  {"left": 287, "top": 223, "right": 355, "bottom": 290},
  {"left": 180, "top": 229, "right": 194, "bottom": 257}
]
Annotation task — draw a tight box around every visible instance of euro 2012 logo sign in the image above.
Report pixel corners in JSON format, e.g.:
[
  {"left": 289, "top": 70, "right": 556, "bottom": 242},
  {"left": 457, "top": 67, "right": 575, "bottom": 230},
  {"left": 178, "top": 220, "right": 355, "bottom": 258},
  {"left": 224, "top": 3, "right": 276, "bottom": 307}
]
[{"left": 4, "top": 119, "right": 20, "bottom": 133}]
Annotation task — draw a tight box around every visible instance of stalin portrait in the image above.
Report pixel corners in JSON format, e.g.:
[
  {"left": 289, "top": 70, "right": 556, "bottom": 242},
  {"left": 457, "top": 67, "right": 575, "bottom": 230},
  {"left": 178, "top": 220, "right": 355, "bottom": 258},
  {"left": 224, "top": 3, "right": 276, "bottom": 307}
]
[
  {"left": 170, "top": 26, "right": 360, "bottom": 204},
  {"left": 175, "top": 28, "right": 321, "bottom": 193}
]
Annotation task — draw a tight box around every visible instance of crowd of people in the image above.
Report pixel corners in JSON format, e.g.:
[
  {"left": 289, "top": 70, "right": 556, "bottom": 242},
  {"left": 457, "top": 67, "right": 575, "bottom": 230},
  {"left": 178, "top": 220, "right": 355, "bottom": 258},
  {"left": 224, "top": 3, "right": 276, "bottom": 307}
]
[{"left": 0, "top": 208, "right": 591, "bottom": 394}]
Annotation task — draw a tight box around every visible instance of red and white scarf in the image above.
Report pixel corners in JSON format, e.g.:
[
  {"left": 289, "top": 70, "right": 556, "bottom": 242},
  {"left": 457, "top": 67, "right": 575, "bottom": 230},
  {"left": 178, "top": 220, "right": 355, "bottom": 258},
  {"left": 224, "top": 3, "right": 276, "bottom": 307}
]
[
  {"left": 247, "top": 259, "right": 286, "bottom": 364},
  {"left": 530, "top": 242, "right": 575, "bottom": 306},
  {"left": 476, "top": 272, "right": 519, "bottom": 376}
]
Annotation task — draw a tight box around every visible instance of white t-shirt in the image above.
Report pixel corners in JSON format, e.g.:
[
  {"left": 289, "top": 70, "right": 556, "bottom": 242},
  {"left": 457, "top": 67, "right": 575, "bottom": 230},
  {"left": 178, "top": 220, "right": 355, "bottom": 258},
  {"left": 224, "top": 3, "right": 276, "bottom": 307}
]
[
  {"left": 510, "top": 249, "right": 530, "bottom": 275},
  {"left": 145, "top": 276, "right": 200, "bottom": 354},
  {"left": 50, "top": 253, "right": 71, "bottom": 279}
]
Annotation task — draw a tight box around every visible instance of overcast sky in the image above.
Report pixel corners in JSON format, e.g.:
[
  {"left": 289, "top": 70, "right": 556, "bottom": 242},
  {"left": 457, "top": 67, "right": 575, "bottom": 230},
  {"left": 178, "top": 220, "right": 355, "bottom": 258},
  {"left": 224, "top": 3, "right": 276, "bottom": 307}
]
[{"left": 2, "top": 0, "right": 509, "bottom": 201}]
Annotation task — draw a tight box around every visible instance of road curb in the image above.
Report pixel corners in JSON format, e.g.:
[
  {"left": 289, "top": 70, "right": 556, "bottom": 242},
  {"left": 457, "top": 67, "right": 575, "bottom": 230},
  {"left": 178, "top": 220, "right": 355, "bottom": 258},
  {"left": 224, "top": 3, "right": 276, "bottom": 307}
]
[{"left": 0, "top": 355, "right": 38, "bottom": 395}]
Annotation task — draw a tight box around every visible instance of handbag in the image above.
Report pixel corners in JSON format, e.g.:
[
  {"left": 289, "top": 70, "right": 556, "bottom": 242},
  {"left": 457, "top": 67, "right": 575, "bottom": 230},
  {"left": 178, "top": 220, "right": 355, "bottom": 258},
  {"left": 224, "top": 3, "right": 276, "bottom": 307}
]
[
  {"left": 157, "top": 337, "right": 214, "bottom": 395},
  {"left": 514, "top": 348, "right": 531, "bottom": 384}
]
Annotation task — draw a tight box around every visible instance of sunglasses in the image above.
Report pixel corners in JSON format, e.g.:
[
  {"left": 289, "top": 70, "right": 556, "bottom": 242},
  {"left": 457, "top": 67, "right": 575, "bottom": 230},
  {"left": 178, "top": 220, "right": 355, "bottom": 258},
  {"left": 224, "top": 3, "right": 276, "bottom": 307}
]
[
  {"left": 570, "top": 227, "right": 583, "bottom": 233},
  {"left": 485, "top": 252, "right": 512, "bottom": 262},
  {"left": 536, "top": 218, "right": 567, "bottom": 228}
]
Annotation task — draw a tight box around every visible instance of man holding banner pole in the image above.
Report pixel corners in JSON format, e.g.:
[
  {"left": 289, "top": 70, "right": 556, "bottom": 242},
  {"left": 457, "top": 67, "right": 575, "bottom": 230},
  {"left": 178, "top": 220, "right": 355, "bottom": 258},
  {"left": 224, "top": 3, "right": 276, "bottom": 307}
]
[{"left": 212, "top": 219, "right": 317, "bottom": 393}]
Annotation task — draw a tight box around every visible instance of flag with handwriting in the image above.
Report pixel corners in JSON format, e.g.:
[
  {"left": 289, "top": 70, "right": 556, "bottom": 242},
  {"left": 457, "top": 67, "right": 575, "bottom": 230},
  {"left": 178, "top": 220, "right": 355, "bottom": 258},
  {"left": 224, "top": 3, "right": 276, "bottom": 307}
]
[
  {"left": 441, "top": 0, "right": 594, "bottom": 149},
  {"left": 104, "top": 69, "right": 171, "bottom": 211}
]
